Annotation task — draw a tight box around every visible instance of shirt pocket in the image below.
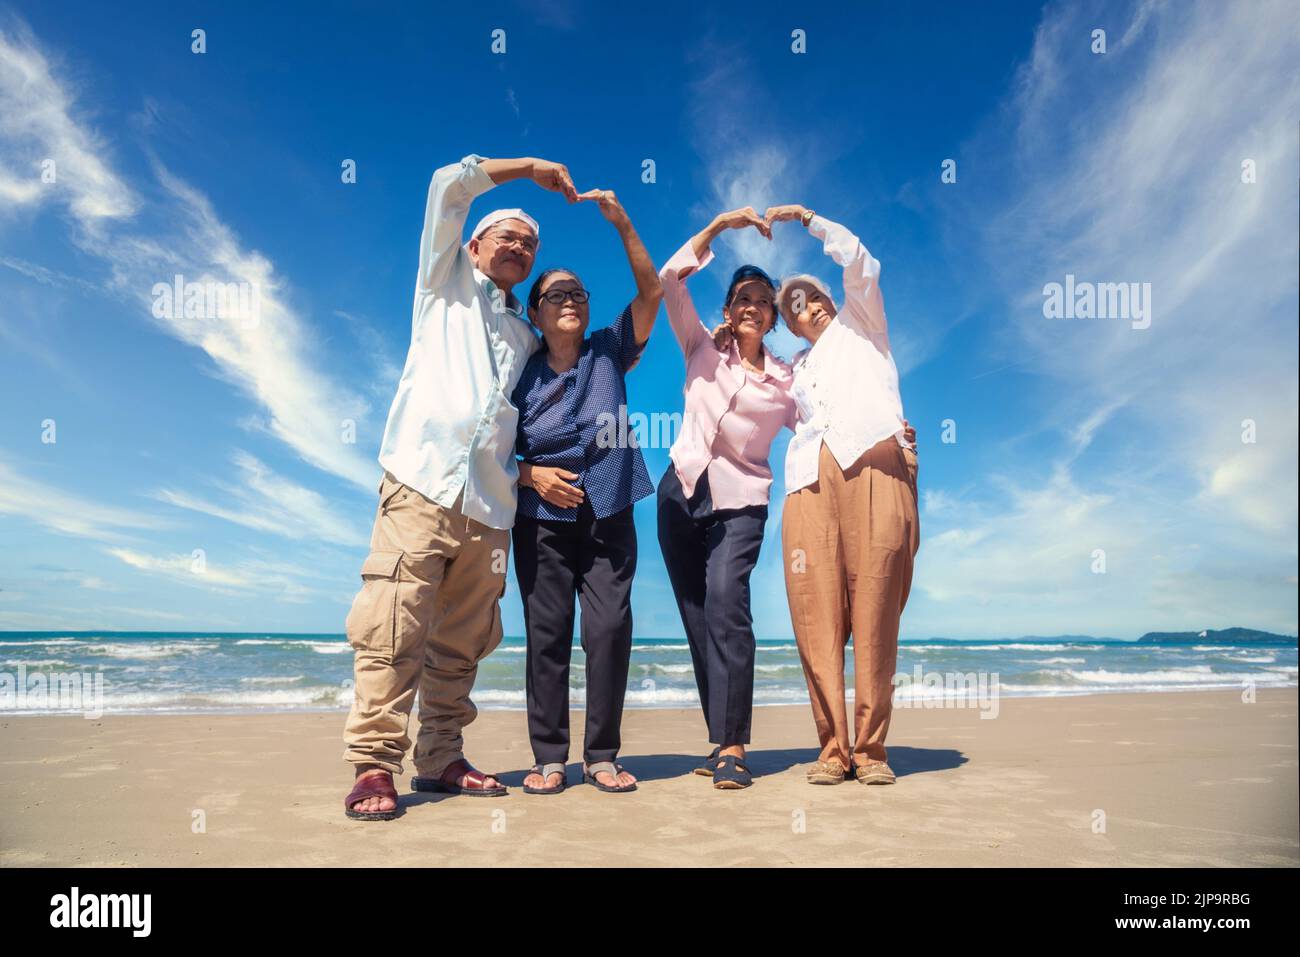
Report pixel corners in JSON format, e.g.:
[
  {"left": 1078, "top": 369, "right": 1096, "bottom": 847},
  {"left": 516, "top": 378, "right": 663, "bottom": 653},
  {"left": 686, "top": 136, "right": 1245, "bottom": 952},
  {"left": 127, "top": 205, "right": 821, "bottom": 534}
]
[
  {"left": 740, "top": 387, "right": 786, "bottom": 463},
  {"left": 494, "top": 320, "right": 535, "bottom": 392},
  {"left": 791, "top": 378, "right": 816, "bottom": 423},
  {"left": 739, "top": 418, "right": 766, "bottom": 465}
]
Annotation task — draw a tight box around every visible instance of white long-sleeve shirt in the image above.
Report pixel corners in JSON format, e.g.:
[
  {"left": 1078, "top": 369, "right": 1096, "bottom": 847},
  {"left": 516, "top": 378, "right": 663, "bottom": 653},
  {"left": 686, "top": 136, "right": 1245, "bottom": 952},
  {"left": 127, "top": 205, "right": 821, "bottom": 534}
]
[
  {"left": 785, "top": 215, "right": 909, "bottom": 495},
  {"left": 377, "top": 154, "right": 540, "bottom": 529}
]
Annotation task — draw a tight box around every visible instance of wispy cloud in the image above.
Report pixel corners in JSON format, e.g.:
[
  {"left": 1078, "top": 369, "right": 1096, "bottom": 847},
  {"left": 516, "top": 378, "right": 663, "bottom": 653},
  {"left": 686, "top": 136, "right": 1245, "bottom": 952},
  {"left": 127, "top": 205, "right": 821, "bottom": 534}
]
[
  {"left": 19, "top": 566, "right": 112, "bottom": 591},
  {"left": 101, "top": 605, "right": 188, "bottom": 622},
  {"left": 913, "top": 0, "right": 1299, "bottom": 636},
  {"left": 685, "top": 44, "right": 809, "bottom": 282},
  {"left": 915, "top": 454, "right": 1296, "bottom": 638},
  {"left": 0, "top": 23, "right": 137, "bottom": 228},
  {"left": 335, "top": 309, "right": 402, "bottom": 402},
  {"left": 987, "top": 0, "right": 1299, "bottom": 531},
  {"left": 120, "top": 164, "right": 377, "bottom": 488},
  {"left": 0, "top": 461, "right": 167, "bottom": 541},
  {"left": 0, "top": 23, "right": 379, "bottom": 491},
  {"left": 155, "top": 450, "right": 368, "bottom": 546},
  {"left": 105, "top": 547, "right": 262, "bottom": 592},
  {"left": 0, "top": 254, "right": 102, "bottom": 293},
  {"left": 105, "top": 546, "right": 317, "bottom": 603},
  {"left": 680, "top": 35, "right": 940, "bottom": 368}
]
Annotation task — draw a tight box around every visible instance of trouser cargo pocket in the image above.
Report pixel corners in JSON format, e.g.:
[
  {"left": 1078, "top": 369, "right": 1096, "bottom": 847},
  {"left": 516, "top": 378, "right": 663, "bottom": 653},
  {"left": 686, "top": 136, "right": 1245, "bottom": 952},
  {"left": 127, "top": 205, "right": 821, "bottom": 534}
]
[{"left": 345, "top": 549, "right": 404, "bottom": 658}]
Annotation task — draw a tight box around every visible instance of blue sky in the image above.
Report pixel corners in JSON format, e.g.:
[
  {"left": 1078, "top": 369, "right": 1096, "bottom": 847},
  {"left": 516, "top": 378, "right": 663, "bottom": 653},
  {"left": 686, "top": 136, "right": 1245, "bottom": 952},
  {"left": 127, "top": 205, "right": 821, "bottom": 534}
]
[{"left": 1, "top": 0, "right": 1296, "bottom": 639}]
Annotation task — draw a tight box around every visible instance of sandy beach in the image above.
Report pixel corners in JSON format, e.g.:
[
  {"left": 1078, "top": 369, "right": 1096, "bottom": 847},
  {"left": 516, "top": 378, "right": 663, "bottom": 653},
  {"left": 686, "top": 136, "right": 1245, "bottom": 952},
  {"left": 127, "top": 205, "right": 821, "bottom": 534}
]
[{"left": 1, "top": 689, "right": 1296, "bottom": 867}]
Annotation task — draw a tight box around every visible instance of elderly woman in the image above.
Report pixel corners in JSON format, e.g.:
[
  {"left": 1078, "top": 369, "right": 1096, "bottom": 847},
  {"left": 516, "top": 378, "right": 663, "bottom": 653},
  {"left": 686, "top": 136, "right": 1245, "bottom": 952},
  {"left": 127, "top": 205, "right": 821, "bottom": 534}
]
[
  {"left": 765, "top": 203, "right": 920, "bottom": 787},
  {"left": 657, "top": 207, "right": 797, "bottom": 790},
  {"left": 511, "top": 189, "right": 662, "bottom": 795}
]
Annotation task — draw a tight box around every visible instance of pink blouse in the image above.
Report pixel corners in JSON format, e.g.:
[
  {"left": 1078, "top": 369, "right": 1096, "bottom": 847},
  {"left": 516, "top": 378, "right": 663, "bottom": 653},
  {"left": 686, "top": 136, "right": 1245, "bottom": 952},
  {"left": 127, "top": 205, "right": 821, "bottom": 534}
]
[{"left": 659, "top": 240, "right": 797, "bottom": 510}]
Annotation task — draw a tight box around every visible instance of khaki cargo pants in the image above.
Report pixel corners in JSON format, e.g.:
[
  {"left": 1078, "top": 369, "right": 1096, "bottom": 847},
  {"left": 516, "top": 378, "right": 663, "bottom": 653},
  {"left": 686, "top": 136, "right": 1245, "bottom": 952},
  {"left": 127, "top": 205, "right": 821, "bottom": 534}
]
[{"left": 342, "top": 472, "right": 509, "bottom": 777}]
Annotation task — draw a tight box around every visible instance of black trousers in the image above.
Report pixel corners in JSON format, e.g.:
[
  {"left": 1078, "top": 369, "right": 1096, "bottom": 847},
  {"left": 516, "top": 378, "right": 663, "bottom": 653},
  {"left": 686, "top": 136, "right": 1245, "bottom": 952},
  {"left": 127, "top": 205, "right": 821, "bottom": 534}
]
[
  {"left": 656, "top": 465, "right": 767, "bottom": 745},
  {"left": 512, "top": 501, "right": 637, "bottom": 765}
]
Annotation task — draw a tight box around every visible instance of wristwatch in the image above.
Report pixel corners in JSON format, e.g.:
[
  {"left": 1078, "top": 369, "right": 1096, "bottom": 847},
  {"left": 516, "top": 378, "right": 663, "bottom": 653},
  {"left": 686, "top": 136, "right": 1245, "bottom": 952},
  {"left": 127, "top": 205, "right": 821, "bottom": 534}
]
[{"left": 801, "top": 208, "right": 815, "bottom": 227}]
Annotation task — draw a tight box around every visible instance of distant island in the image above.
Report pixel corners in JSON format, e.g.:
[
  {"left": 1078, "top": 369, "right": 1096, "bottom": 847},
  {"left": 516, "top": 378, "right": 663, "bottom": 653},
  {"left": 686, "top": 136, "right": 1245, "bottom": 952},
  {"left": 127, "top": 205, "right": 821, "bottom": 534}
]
[
  {"left": 902, "top": 628, "right": 1297, "bottom": 645},
  {"left": 1135, "top": 627, "right": 1297, "bottom": 644}
]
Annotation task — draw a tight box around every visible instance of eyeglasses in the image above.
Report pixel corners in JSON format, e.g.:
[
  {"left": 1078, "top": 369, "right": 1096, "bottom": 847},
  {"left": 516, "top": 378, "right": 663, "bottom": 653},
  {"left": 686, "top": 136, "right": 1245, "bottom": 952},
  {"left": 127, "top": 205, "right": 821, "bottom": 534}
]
[
  {"left": 540, "top": 288, "right": 590, "bottom": 305},
  {"left": 483, "top": 230, "right": 538, "bottom": 253}
]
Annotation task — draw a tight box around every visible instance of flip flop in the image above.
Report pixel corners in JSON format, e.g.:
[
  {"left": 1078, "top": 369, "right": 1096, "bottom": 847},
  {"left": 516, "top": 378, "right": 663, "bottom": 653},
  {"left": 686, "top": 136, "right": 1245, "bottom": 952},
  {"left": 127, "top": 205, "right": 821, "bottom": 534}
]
[
  {"left": 583, "top": 760, "right": 637, "bottom": 793},
  {"left": 411, "top": 758, "right": 508, "bottom": 797},
  {"left": 344, "top": 770, "right": 402, "bottom": 821},
  {"left": 693, "top": 746, "right": 722, "bottom": 776},
  {"left": 523, "top": 763, "right": 568, "bottom": 795},
  {"left": 712, "top": 755, "right": 752, "bottom": 790}
]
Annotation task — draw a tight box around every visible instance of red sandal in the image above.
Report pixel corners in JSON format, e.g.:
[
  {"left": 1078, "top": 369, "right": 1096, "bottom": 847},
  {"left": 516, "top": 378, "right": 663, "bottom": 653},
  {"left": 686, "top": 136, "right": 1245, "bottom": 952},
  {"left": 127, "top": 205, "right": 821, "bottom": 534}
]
[
  {"left": 344, "top": 770, "right": 401, "bottom": 821},
  {"left": 411, "top": 758, "right": 508, "bottom": 797}
]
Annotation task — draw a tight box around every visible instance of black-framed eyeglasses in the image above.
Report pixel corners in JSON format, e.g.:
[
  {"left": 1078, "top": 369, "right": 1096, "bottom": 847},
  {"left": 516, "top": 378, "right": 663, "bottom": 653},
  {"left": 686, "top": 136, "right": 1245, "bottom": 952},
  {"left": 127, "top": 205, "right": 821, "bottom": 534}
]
[{"left": 540, "top": 288, "right": 590, "bottom": 305}]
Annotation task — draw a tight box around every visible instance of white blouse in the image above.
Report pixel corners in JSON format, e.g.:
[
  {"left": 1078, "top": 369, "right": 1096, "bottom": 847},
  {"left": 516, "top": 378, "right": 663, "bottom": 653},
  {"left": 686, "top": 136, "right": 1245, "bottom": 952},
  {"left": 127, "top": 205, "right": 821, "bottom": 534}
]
[{"left": 785, "top": 215, "right": 910, "bottom": 495}]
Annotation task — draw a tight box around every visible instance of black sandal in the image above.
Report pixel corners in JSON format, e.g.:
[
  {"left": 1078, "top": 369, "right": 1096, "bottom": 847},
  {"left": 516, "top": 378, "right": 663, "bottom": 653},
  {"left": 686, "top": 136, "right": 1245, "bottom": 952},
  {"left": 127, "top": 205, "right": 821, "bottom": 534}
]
[
  {"left": 712, "top": 755, "right": 752, "bottom": 789},
  {"left": 693, "top": 746, "right": 722, "bottom": 776}
]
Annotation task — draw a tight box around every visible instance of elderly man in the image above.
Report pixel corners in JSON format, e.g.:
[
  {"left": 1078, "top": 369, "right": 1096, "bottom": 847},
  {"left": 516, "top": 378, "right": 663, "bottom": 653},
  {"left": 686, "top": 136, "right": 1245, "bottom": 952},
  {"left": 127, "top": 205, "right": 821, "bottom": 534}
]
[{"left": 344, "top": 154, "right": 578, "bottom": 820}]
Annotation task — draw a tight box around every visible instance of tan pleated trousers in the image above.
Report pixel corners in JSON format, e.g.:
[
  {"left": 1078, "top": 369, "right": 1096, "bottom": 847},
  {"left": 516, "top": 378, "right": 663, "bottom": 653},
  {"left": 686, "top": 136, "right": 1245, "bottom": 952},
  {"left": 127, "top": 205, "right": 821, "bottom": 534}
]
[{"left": 782, "top": 438, "right": 919, "bottom": 767}]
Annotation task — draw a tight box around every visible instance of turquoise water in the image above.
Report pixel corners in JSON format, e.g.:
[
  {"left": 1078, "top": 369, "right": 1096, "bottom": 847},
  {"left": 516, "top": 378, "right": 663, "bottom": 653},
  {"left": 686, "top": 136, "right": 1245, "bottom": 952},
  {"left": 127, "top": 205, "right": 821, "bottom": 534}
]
[{"left": 0, "top": 632, "right": 1294, "bottom": 715}]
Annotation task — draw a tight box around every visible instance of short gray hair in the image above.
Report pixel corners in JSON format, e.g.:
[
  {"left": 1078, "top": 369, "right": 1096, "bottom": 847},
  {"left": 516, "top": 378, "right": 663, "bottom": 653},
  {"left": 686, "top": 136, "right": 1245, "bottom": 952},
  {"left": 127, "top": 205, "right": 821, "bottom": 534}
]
[{"left": 776, "top": 274, "right": 836, "bottom": 323}]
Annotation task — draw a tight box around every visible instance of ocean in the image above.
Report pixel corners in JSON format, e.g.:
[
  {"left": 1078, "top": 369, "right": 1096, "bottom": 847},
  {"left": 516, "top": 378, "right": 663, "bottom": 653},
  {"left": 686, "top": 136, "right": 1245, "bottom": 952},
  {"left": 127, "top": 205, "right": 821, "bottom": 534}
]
[{"left": 1, "top": 631, "right": 1295, "bottom": 716}]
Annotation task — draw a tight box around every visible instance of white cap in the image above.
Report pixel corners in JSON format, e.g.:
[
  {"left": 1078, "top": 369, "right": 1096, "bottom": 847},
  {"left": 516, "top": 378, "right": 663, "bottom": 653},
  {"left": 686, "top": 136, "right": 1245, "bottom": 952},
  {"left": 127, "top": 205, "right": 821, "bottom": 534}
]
[
  {"left": 777, "top": 273, "right": 837, "bottom": 320},
  {"left": 470, "top": 208, "right": 540, "bottom": 242}
]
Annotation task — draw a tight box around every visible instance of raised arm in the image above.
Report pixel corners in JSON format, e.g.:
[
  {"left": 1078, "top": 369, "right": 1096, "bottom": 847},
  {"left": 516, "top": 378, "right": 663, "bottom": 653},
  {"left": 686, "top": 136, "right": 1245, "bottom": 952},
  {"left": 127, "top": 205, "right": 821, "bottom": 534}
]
[
  {"left": 810, "top": 214, "right": 886, "bottom": 337},
  {"left": 687, "top": 206, "right": 771, "bottom": 264},
  {"left": 577, "top": 189, "right": 662, "bottom": 345},
  {"left": 765, "top": 205, "right": 887, "bottom": 337},
  {"left": 417, "top": 155, "right": 579, "bottom": 293},
  {"left": 659, "top": 208, "right": 772, "bottom": 356},
  {"left": 416, "top": 155, "right": 493, "bottom": 293},
  {"left": 479, "top": 157, "right": 579, "bottom": 198},
  {"left": 658, "top": 243, "right": 710, "bottom": 356}
]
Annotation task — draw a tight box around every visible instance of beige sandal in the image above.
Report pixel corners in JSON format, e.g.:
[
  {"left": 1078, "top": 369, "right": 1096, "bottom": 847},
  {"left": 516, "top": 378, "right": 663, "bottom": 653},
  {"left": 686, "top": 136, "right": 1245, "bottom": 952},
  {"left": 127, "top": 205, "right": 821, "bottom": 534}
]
[
  {"left": 853, "top": 760, "right": 896, "bottom": 785},
  {"left": 806, "top": 759, "right": 847, "bottom": 785}
]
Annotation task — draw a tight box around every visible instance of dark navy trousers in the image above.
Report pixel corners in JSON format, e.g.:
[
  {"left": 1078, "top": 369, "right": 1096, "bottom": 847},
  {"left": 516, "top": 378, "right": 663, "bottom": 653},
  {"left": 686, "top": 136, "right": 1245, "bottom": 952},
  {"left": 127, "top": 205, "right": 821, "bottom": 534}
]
[
  {"left": 512, "top": 500, "right": 637, "bottom": 765},
  {"left": 656, "top": 465, "right": 767, "bottom": 745}
]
